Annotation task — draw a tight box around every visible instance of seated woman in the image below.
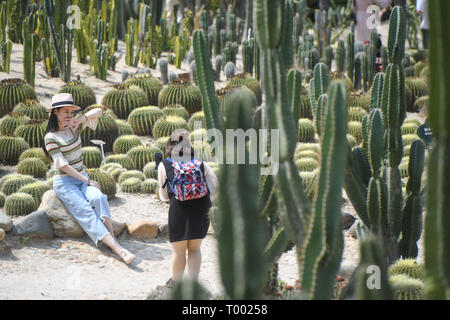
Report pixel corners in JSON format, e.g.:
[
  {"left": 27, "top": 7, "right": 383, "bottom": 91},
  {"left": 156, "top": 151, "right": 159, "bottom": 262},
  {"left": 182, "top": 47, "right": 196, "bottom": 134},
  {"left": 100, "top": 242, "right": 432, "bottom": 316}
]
[{"left": 42, "top": 93, "right": 135, "bottom": 264}]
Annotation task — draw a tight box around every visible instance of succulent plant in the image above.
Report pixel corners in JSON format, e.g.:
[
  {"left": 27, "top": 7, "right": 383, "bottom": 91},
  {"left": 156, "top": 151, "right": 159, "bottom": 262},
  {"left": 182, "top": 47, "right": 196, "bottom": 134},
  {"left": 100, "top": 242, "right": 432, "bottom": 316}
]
[
  {"left": 0, "top": 191, "right": 5, "bottom": 208},
  {"left": 348, "top": 107, "right": 368, "bottom": 122},
  {"left": 1, "top": 174, "right": 36, "bottom": 196},
  {"left": 399, "top": 158, "right": 409, "bottom": 178},
  {"left": 58, "top": 81, "right": 96, "bottom": 110},
  {"left": 113, "top": 135, "right": 142, "bottom": 154},
  {"left": 18, "top": 147, "right": 50, "bottom": 167},
  {"left": 158, "top": 80, "right": 203, "bottom": 114},
  {"left": 12, "top": 99, "right": 47, "bottom": 120},
  {"left": 4, "top": 192, "right": 37, "bottom": 216},
  {"left": 109, "top": 167, "right": 127, "bottom": 182},
  {"left": 402, "top": 134, "right": 420, "bottom": 147},
  {"left": 389, "top": 259, "right": 424, "bottom": 280},
  {"left": 100, "top": 162, "right": 124, "bottom": 175},
  {"left": 389, "top": 274, "right": 425, "bottom": 300},
  {"left": 143, "top": 162, "right": 158, "bottom": 179},
  {"left": 119, "top": 177, "right": 143, "bottom": 193},
  {"left": 85, "top": 168, "right": 117, "bottom": 199},
  {"left": 13, "top": 119, "right": 47, "bottom": 148},
  {"left": 294, "top": 150, "right": 320, "bottom": 162},
  {"left": 17, "top": 157, "right": 48, "bottom": 178},
  {"left": 401, "top": 122, "right": 419, "bottom": 135},
  {"left": 102, "top": 84, "right": 149, "bottom": 119},
  {"left": 0, "top": 78, "right": 37, "bottom": 117},
  {"left": 298, "top": 118, "right": 315, "bottom": 142},
  {"left": 118, "top": 170, "right": 145, "bottom": 185},
  {"left": 295, "top": 143, "right": 321, "bottom": 155},
  {"left": 348, "top": 92, "right": 371, "bottom": 111},
  {"left": 141, "top": 178, "right": 159, "bottom": 194},
  {"left": 295, "top": 157, "right": 320, "bottom": 172},
  {"left": 225, "top": 73, "right": 262, "bottom": 105},
  {"left": 153, "top": 137, "right": 169, "bottom": 157},
  {"left": 127, "top": 106, "right": 165, "bottom": 136},
  {"left": 347, "top": 134, "right": 357, "bottom": 148},
  {"left": 348, "top": 121, "right": 363, "bottom": 144},
  {"left": 412, "top": 96, "right": 429, "bottom": 113},
  {"left": 125, "top": 74, "right": 163, "bottom": 106},
  {"left": 105, "top": 154, "right": 135, "bottom": 170},
  {"left": 0, "top": 136, "right": 30, "bottom": 165},
  {"left": 216, "top": 86, "right": 257, "bottom": 115},
  {"left": 81, "top": 147, "right": 103, "bottom": 168},
  {"left": 405, "top": 77, "right": 429, "bottom": 112},
  {"left": 162, "top": 104, "right": 189, "bottom": 120},
  {"left": 0, "top": 112, "right": 30, "bottom": 136},
  {"left": 188, "top": 111, "right": 207, "bottom": 131},
  {"left": 18, "top": 181, "right": 51, "bottom": 207},
  {"left": 46, "top": 168, "right": 56, "bottom": 179},
  {"left": 115, "top": 119, "right": 134, "bottom": 135},
  {"left": 152, "top": 115, "right": 189, "bottom": 139},
  {"left": 126, "top": 145, "right": 162, "bottom": 170},
  {"left": 192, "top": 140, "right": 214, "bottom": 162}
]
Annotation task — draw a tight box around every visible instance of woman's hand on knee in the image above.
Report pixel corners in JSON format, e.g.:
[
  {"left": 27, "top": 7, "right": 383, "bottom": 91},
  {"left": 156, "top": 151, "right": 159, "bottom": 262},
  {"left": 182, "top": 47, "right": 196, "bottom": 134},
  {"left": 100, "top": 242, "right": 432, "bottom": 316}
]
[{"left": 90, "top": 181, "right": 101, "bottom": 190}]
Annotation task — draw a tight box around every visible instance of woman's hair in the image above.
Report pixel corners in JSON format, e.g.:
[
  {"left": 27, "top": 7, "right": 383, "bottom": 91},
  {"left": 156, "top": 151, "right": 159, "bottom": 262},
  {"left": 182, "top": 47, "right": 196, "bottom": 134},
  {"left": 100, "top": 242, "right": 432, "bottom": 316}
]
[
  {"left": 166, "top": 129, "right": 194, "bottom": 159},
  {"left": 42, "top": 109, "right": 60, "bottom": 161}
]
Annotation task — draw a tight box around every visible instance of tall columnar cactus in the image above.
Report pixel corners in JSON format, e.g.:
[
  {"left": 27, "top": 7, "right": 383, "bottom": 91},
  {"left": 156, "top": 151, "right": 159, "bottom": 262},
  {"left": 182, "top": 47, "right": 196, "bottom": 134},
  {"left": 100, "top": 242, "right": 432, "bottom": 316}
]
[
  {"left": 159, "top": 57, "right": 169, "bottom": 85},
  {"left": 346, "top": 32, "right": 355, "bottom": 84},
  {"left": 336, "top": 40, "right": 346, "bottom": 74},
  {"left": 309, "top": 63, "right": 330, "bottom": 119},
  {"left": 242, "top": 39, "right": 255, "bottom": 75},
  {"left": 288, "top": 69, "right": 303, "bottom": 124},
  {"left": 424, "top": 0, "right": 450, "bottom": 300},
  {"left": 22, "top": 15, "right": 37, "bottom": 88},
  {"left": 300, "top": 82, "right": 347, "bottom": 300}
]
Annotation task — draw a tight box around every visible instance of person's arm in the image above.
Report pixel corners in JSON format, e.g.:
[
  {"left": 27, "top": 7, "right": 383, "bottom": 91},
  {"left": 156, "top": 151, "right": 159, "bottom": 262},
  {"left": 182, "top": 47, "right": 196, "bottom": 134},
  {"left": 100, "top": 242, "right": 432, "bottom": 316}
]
[
  {"left": 203, "top": 162, "right": 218, "bottom": 200},
  {"left": 71, "top": 108, "right": 102, "bottom": 131},
  {"left": 416, "top": 0, "right": 425, "bottom": 14},
  {"left": 158, "top": 162, "right": 170, "bottom": 202}
]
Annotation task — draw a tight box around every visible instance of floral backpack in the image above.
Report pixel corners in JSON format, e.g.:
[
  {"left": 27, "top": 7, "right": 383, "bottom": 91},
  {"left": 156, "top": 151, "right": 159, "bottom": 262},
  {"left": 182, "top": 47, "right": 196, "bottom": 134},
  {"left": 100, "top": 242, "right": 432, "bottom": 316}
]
[{"left": 164, "top": 158, "right": 208, "bottom": 201}]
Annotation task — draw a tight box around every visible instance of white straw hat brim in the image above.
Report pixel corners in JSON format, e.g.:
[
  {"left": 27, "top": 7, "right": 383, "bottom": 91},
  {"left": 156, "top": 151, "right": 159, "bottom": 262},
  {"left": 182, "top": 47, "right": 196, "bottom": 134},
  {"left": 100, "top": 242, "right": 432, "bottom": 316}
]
[{"left": 46, "top": 104, "right": 81, "bottom": 112}]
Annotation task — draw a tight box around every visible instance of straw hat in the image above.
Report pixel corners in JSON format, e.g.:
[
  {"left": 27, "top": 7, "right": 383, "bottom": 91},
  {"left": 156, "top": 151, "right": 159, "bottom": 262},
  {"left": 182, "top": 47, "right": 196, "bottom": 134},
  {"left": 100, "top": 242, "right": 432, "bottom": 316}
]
[{"left": 46, "top": 93, "right": 81, "bottom": 112}]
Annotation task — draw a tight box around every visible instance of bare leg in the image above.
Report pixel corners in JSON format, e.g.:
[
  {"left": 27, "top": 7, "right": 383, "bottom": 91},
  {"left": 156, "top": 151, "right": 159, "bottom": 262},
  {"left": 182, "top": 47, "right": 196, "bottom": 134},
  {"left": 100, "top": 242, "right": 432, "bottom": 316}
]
[
  {"left": 102, "top": 233, "right": 135, "bottom": 264},
  {"left": 187, "top": 239, "right": 203, "bottom": 280},
  {"left": 171, "top": 240, "right": 188, "bottom": 281},
  {"left": 103, "top": 217, "right": 115, "bottom": 239}
]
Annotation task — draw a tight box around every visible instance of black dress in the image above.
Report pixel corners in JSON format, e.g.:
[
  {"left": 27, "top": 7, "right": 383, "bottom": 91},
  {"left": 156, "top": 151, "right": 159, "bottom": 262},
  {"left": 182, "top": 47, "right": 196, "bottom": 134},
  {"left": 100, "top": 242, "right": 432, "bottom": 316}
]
[{"left": 162, "top": 159, "right": 212, "bottom": 243}]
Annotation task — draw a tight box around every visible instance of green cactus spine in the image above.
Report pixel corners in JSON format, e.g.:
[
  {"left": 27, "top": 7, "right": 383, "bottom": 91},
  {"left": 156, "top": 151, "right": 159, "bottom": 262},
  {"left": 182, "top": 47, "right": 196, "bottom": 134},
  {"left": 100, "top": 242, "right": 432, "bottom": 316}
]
[
  {"left": 58, "top": 81, "right": 96, "bottom": 111},
  {"left": 102, "top": 84, "right": 149, "bottom": 120},
  {"left": 0, "top": 78, "right": 37, "bottom": 117},
  {"left": 126, "top": 145, "right": 162, "bottom": 171},
  {"left": 17, "top": 157, "right": 48, "bottom": 178},
  {"left": 346, "top": 32, "right": 355, "bottom": 83},
  {"left": 22, "top": 15, "right": 37, "bottom": 88},
  {"left": 127, "top": 106, "right": 165, "bottom": 136},
  {"left": 125, "top": 74, "right": 163, "bottom": 106},
  {"left": 4, "top": 192, "right": 36, "bottom": 217},
  {"left": 14, "top": 119, "right": 47, "bottom": 148},
  {"left": 113, "top": 135, "right": 142, "bottom": 155},
  {"left": 81, "top": 147, "right": 103, "bottom": 169}
]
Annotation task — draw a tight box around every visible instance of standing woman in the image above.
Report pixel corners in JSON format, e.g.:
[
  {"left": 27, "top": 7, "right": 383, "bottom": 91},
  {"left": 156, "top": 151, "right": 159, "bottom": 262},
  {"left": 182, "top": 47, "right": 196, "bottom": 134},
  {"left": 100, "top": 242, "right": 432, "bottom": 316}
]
[
  {"left": 42, "top": 93, "right": 135, "bottom": 264},
  {"left": 157, "top": 130, "right": 217, "bottom": 286}
]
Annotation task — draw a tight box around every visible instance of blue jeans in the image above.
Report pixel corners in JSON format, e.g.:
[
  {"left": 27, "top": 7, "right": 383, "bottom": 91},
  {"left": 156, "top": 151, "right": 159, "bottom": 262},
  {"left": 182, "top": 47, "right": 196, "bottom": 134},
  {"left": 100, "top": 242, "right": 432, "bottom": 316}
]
[{"left": 53, "top": 171, "right": 111, "bottom": 246}]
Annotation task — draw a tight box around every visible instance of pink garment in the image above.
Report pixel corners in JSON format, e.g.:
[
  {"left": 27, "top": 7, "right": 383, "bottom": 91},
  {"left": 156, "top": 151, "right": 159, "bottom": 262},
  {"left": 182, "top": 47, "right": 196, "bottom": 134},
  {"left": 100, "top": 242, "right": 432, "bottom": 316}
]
[{"left": 354, "top": 0, "right": 391, "bottom": 43}]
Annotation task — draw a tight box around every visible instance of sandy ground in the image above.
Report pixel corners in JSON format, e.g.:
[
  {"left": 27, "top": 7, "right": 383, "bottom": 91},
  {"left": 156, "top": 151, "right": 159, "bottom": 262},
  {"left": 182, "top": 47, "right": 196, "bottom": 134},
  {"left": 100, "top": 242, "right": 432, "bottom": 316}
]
[{"left": 0, "top": 21, "right": 426, "bottom": 300}]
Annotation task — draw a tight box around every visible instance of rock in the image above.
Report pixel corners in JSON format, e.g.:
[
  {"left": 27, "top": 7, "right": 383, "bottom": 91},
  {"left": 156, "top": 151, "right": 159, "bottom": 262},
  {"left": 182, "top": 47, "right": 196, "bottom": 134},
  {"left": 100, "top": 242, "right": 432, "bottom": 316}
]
[
  {"left": 128, "top": 219, "right": 158, "bottom": 239},
  {"left": 341, "top": 212, "right": 356, "bottom": 230},
  {"left": 38, "top": 190, "right": 85, "bottom": 238},
  {"left": 112, "top": 220, "right": 127, "bottom": 237},
  {"left": 0, "top": 228, "right": 4, "bottom": 241},
  {"left": 347, "top": 222, "right": 359, "bottom": 239},
  {"left": 11, "top": 210, "right": 54, "bottom": 239},
  {"left": 0, "top": 211, "right": 13, "bottom": 232},
  {"left": 0, "top": 238, "right": 14, "bottom": 255},
  {"left": 158, "top": 223, "right": 168, "bottom": 237}
]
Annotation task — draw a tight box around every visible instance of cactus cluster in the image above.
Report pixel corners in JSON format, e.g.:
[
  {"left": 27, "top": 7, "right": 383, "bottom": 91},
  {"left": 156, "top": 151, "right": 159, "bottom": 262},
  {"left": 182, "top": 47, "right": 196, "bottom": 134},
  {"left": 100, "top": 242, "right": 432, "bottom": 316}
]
[
  {"left": 105, "top": 154, "right": 135, "bottom": 170},
  {"left": 125, "top": 74, "right": 164, "bottom": 106},
  {"left": 1, "top": 174, "right": 36, "bottom": 196}
]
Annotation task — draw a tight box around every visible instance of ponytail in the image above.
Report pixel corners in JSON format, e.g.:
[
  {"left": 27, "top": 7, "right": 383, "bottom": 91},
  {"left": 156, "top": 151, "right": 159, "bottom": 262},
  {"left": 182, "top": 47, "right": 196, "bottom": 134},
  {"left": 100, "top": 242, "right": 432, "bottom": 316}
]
[{"left": 41, "top": 110, "right": 60, "bottom": 162}]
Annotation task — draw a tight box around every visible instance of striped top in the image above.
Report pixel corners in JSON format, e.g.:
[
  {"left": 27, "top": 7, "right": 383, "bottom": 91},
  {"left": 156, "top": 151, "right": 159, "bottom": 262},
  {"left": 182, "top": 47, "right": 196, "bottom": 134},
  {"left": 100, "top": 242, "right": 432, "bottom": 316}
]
[{"left": 44, "top": 117, "right": 99, "bottom": 176}]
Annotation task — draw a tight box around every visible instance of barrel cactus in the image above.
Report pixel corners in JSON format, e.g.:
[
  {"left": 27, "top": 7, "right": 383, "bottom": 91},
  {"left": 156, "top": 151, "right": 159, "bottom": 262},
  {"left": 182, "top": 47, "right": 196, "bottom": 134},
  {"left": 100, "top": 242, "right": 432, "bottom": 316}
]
[
  {"left": 0, "top": 136, "right": 30, "bottom": 165},
  {"left": 158, "top": 80, "right": 203, "bottom": 114},
  {"left": 294, "top": 150, "right": 321, "bottom": 162},
  {"left": 18, "top": 181, "right": 51, "bottom": 207},
  {"left": 190, "top": 128, "right": 208, "bottom": 143},
  {"left": 46, "top": 168, "right": 56, "bottom": 179},
  {"left": 85, "top": 168, "right": 117, "bottom": 199},
  {"left": 188, "top": 111, "right": 206, "bottom": 131},
  {"left": 348, "top": 121, "right": 363, "bottom": 144},
  {"left": 81, "top": 147, "right": 103, "bottom": 168},
  {"left": 405, "top": 77, "right": 429, "bottom": 111},
  {"left": 298, "top": 118, "right": 315, "bottom": 142},
  {"left": 126, "top": 145, "right": 162, "bottom": 170},
  {"left": 118, "top": 170, "right": 145, "bottom": 185},
  {"left": 119, "top": 177, "right": 143, "bottom": 193},
  {"left": 412, "top": 96, "right": 428, "bottom": 113},
  {"left": 143, "top": 162, "right": 158, "bottom": 179},
  {"left": 401, "top": 122, "right": 419, "bottom": 135},
  {"left": 110, "top": 167, "right": 127, "bottom": 182},
  {"left": 389, "top": 274, "right": 425, "bottom": 300},
  {"left": 348, "top": 107, "right": 368, "bottom": 122},
  {"left": 100, "top": 162, "right": 123, "bottom": 175},
  {"left": 127, "top": 106, "right": 165, "bottom": 136},
  {"left": 105, "top": 154, "right": 135, "bottom": 170},
  {"left": 0, "top": 192, "right": 5, "bottom": 208},
  {"left": 13, "top": 119, "right": 47, "bottom": 148},
  {"left": 115, "top": 119, "right": 134, "bottom": 135},
  {"left": 1, "top": 174, "right": 36, "bottom": 196},
  {"left": 141, "top": 178, "right": 159, "bottom": 194},
  {"left": 0, "top": 78, "right": 37, "bottom": 117},
  {"left": 295, "top": 157, "right": 320, "bottom": 172},
  {"left": 162, "top": 104, "right": 189, "bottom": 120},
  {"left": 348, "top": 92, "right": 371, "bottom": 111},
  {"left": 347, "top": 134, "right": 358, "bottom": 148},
  {"left": 58, "top": 81, "right": 96, "bottom": 110},
  {"left": 80, "top": 107, "right": 120, "bottom": 153},
  {"left": 152, "top": 115, "right": 189, "bottom": 139},
  {"left": 17, "top": 157, "right": 48, "bottom": 178},
  {"left": 11, "top": 100, "right": 47, "bottom": 120},
  {"left": 225, "top": 73, "right": 262, "bottom": 106},
  {"left": 402, "top": 134, "right": 420, "bottom": 147},
  {"left": 216, "top": 85, "right": 257, "bottom": 115},
  {"left": 125, "top": 73, "right": 163, "bottom": 106},
  {"left": 113, "top": 135, "right": 142, "bottom": 154},
  {"left": 192, "top": 141, "right": 213, "bottom": 162},
  {"left": 85, "top": 104, "right": 118, "bottom": 119},
  {"left": 295, "top": 143, "right": 321, "bottom": 154},
  {"left": 389, "top": 259, "right": 424, "bottom": 280},
  {"left": 18, "top": 147, "right": 50, "bottom": 167},
  {"left": 102, "top": 84, "right": 149, "bottom": 119},
  {"left": 4, "top": 192, "right": 37, "bottom": 216},
  {"left": 0, "top": 112, "right": 30, "bottom": 136},
  {"left": 153, "top": 137, "right": 169, "bottom": 157}
]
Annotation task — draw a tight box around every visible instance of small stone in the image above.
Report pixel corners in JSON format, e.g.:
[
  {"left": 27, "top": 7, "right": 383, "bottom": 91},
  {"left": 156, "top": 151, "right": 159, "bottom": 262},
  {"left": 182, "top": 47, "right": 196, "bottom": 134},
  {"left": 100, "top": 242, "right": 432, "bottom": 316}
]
[
  {"left": 12, "top": 210, "right": 54, "bottom": 239},
  {"left": 341, "top": 213, "right": 356, "bottom": 230},
  {"left": 128, "top": 219, "right": 159, "bottom": 240},
  {"left": 0, "top": 228, "right": 5, "bottom": 242},
  {"left": 112, "top": 220, "right": 127, "bottom": 237},
  {"left": 0, "top": 211, "right": 13, "bottom": 232}
]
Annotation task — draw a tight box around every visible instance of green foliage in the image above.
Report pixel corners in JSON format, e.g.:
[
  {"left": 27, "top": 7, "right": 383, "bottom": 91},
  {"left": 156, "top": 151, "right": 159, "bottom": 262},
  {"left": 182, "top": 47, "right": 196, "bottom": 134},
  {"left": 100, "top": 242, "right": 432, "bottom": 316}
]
[
  {"left": 158, "top": 80, "right": 203, "bottom": 114},
  {"left": 0, "top": 136, "right": 30, "bottom": 165},
  {"left": 125, "top": 74, "right": 164, "bottom": 106},
  {"left": 58, "top": 81, "right": 97, "bottom": 111},
  {"left": 113, "top": 135, "right": 142, "bottom": 155},
  {"left": 0, "top": 78, "right": 37, "bottom": 117},
  {"left": 152, "top": 115, "right": 189, "bottom": 139},
  {"left": 13, "top": 119, "right": 47, "bottom": 148},
  {"left": 17, "top": 157, "right": 48, "bottom": 178},
  {"left": 127, "top": 106, "right": 165, "bottom": 136},
  {"left": 81, "top": 147, "right": 103, "bottom": 168},
  {"left": 126, "top": 145, "right": 162, "bottom": 170}
]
